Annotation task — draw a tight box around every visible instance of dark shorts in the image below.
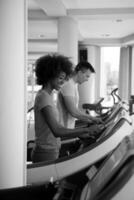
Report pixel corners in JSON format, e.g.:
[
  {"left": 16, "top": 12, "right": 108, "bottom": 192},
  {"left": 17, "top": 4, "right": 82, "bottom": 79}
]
[{"left": 31, "top": 146, "right": 59, "bottom": 163}]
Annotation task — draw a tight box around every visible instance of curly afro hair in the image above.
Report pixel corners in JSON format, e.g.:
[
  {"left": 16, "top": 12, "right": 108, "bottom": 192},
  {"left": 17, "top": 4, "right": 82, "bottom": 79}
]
[{"left": 35, "top": 54, "right": 74, "bottom": 85}]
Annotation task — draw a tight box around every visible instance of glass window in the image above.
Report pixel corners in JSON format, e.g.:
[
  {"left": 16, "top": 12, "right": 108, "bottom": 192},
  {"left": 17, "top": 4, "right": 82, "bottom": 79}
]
[
  {"left": 27, "top": 60, "right": 41, "bottom": 120},
  {"left": 100, "top": 47, "right": 120, "bottom": 107}
]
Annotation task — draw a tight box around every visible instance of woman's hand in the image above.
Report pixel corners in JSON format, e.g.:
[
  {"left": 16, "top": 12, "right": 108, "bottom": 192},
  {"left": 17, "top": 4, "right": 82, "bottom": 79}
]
[
  {"left": 91, "top": 116, "right": 104, "bottom": 124},
  {"left": 83, "top": 123, "right": 105, "bottom": 138}
]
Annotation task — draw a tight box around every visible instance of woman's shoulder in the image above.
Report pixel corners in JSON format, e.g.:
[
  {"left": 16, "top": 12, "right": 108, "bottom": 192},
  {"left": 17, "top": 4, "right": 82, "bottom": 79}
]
[
  {"left": 36, "top": 89, "right": 52, "bottom": 103},
  {"left": 37, "top": 89, "right": 50, "bottom": 97},
  {"left": 35, "top": 89, "right": 54, "bottom": 108}
]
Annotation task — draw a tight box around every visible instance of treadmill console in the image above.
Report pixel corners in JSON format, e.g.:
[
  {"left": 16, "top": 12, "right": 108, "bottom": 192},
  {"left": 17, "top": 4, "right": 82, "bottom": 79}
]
[{"left": 80, "top": 133, "right": 134, "bottom": 200}]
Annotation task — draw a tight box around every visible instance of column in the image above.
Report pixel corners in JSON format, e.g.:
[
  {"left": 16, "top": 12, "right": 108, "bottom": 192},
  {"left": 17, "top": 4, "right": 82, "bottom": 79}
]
[
  {"left": 58, "top": 16, "right": 78, "bottom": 65},
  {"left": 131, "top": 46, "right": 134, "bottom": 95},
  {"left": 0, "top": 0, "right": 27, "bottom": 188},
  {"left": 118, "top": 46, "right": 131, "bottom": 102}
]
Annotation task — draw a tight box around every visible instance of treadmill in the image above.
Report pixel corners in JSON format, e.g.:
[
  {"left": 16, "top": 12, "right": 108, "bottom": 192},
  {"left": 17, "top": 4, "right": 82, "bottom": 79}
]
[
  {"left": 27, "top": 108, "right": 132, "bottom": 185},
  {"left": 80, "top": 132, "right": 134, "bottom": 200}
]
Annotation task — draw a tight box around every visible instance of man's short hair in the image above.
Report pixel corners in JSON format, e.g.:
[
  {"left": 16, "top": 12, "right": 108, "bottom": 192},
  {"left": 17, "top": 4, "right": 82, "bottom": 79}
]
[{"left": 75, "top": 61, "right": 95, "bottom": 73}]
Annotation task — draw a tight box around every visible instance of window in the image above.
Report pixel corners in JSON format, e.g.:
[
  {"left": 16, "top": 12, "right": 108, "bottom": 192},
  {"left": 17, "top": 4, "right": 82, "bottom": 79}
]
[
  {"left": 27, "top": 60, "right": 41, "bottom": 122},
  {"left": 27, "top": 60, "right": 41, "bottom": 107},
  {"left": 100, "top": 47, "right": 120, "bottom": 107}
]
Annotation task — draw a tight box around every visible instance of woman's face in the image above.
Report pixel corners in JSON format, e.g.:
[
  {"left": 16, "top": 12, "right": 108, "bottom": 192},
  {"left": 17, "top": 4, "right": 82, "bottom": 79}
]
[{"left": 51, "top": 72, "right": 68, "bottom": 91}]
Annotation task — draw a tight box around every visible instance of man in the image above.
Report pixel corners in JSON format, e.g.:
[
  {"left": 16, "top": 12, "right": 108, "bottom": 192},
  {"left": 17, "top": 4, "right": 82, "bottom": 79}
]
[{"left": 57, "top": 61, "right": 102, "bottom": 128}]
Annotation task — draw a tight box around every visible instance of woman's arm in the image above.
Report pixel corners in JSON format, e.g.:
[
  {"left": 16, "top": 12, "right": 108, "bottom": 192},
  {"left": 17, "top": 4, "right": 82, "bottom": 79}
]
[{"left": 41, "top": 105, "right": 90, "bottom": 139}]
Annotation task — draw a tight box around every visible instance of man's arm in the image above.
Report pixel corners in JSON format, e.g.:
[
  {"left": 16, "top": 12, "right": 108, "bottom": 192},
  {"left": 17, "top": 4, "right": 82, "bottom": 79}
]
[{"left": 62, "top": 95, "right": 101, "bottom": 123}]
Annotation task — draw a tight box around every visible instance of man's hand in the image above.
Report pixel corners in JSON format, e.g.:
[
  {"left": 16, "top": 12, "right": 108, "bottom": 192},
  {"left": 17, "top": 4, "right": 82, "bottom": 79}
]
[{"left": 79, "top": 123, "right": 105, "bottom": 140}]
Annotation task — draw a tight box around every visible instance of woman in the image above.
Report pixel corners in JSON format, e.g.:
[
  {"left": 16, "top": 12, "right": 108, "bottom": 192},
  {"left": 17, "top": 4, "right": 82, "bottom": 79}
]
[{"left": 31, "top": 54, "right": 93, "bottom": 163}]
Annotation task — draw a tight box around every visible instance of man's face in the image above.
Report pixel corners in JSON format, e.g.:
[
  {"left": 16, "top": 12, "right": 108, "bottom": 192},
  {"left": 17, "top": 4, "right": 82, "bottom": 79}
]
[{"left": 77, "top": 69, "right": 92, "bottom": 84}]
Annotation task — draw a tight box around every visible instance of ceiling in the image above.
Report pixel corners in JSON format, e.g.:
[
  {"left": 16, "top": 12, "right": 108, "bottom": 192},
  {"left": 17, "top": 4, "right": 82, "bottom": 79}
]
[{"left": 28, "top": 0, "right": 134, "bottom": 53}]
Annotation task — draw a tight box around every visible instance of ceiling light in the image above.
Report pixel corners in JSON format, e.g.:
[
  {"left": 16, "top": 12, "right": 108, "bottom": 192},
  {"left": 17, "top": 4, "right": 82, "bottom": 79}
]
[
  {"left": 116, "top": 19, "right": 123, "bottom": 22},
  {"left": 38, "top": 34, "right": 45, "bottom": 38},
  {"left": 101, "top": 34, "right": 110, "bottom": 37}
]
